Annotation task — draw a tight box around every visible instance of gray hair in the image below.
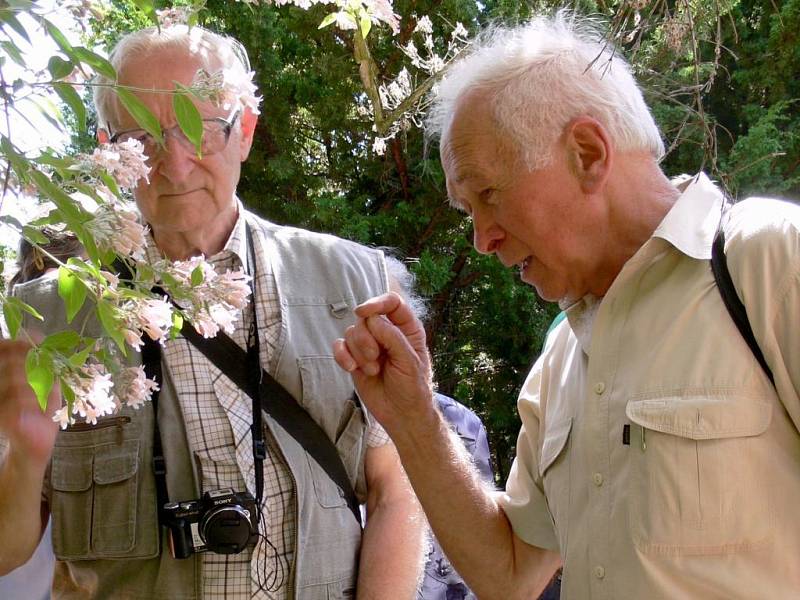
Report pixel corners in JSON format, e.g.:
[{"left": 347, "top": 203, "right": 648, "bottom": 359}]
[
  {"left": 384, "top": 255, "right": 429, "bottom": 322},
  {"left": 426, "top": 10, "right": 664, "bottom": 170},
  {"left": 94, "top": 25, "right": 259, "bottom": 128}
]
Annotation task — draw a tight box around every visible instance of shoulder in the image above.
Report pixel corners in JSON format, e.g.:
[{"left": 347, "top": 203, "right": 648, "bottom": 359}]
[
  {"left": 245, "top": 211, "right": 386, "bottom": 264},
  {"left": 435, "top": 393, "right": 484, "bottom": 437},
  {"left": 724, "top": 197, "right": 800, "bottom": 280}
]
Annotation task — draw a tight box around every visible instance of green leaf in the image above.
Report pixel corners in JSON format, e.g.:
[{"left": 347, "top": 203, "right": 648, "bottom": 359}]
[
  {"left": 131, "top": 0, "right": 159, "bottom": 27},
  {"left": 44, "top": 20, "right": 75, "bottom": 58},
  {"left": 52, "top": 83, "right": 86, "bottom": 132},
  {"left": 170, "top": 311, "right": 184, "bottom": 339},
  {"left": 190, "top": 265, "right": 204, "bottom": 286},
  {"left": 47, "top": 55, "right": 74, "bottom": 80},
  {"left": 1, "top": 40, "right": 25, "bottom": 67},
  {"left": 0, "top": 135, "right": 29, "bottom": 182},
  {"left": 17, "top": 298, "right": 43, "bottom": 322},
  {"left": 25, "top": 349, "right": 54, "bottom": 411},
  {"left": 3, "top": 298, "right": 22, "bottom": 339},
  {"left": 68, "top": 345, "right": 94, "bottom": 368},
  {"left": 41, "top": 331, "right": 81, "bottom": 353},
  {"left": 0, "top": 214, "right": 23, "bottom": 231},
  {"left": 2, "top": 296, "right": 43, "bottom": 339},
  {"left": 61, "top": 379, "right": 76, "bottom": 408},
  {"left": 96, "top": 300, "right": 127, "bottom": 354},
  {"left": 21, "top": 225, "right": 50, "bottom": 245},
  {"left": 318, "top": 12, "right": 338, "bottom": 29},
  {"left": 28, "top": 169, "right": 85, "bottom": 224},
  {"left": 359, "top": 13, "right": 372, "bottom": 39},
  {"left": 0, "top": 10, "right": 30, "bottom": 44},
  {"left": 57, "top": 266, "right": 88, "bottom": 324},
  {"left": 115, "top": 87, "right": 163, "bottom": 145},
  {"left": 173, "top": 93, "right": 204, "bottom": 157},
  {"left": 72, "top": 47, "right": 116, "bottom": 80}
]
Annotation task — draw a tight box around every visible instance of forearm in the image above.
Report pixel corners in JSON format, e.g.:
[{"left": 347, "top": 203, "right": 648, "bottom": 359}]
[
  {"left": 357, "top": 486, "right": 426, "bottom": 599},
  {"left": 392, "top": 408, "right": 559, "bottom": 600},
  {"left": 0, "top": 443, "right": 48, "bottom": 574}
]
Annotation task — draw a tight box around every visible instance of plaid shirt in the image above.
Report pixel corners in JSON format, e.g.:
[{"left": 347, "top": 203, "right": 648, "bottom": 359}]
[{"left": 146, "top": 206, "right": 388, "bottom": 599}]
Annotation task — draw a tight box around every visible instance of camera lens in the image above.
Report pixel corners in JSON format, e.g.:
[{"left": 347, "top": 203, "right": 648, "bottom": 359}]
[{"left": 200, "top": 505, "right": 255, "bottom": 554}]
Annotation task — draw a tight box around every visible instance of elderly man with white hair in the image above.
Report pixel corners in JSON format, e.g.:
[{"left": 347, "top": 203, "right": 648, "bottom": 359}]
[
  {"left": 334, "top": 10, "right": 800, "bottom": 599},
  {"left": 0, "top": 25, "right": 424, "bottom": 599}
]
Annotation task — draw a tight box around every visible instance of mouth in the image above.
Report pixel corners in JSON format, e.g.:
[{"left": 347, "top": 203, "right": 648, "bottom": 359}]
[{"left": 518, "top": 256, "right": 532, "bottom": 273}]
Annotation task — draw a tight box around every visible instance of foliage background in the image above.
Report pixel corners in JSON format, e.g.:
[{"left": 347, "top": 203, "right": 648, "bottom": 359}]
[{"left": 80, "top": 0, "right": 800, "bottom": 481}]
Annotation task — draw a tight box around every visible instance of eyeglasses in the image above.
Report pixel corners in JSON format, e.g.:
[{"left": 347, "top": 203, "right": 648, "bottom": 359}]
[{"left": 108, "top": 110, "right": 241, "bottom": 160}]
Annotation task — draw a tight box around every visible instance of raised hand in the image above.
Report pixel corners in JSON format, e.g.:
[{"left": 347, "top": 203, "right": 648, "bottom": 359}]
[
  {"left": 0, "top": 339, "right": 59, "bottom": 467},
  {"left": 333, "top": 292, "right": 436, "bottom": 436}
]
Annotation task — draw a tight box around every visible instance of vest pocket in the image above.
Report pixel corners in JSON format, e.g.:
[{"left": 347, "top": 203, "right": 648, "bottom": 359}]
[
  {"left": 626, "top": 394, "right": 773, "bottom": 555},
  {"left": 50, "top": 422, "right": 158, "bottom": 560}
]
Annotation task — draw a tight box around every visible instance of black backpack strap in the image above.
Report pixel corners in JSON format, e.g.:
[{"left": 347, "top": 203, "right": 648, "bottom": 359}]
[
  {"left": 710, "top": 227, "right": 775, "bottom": 386},
  {"left": 180, "top": 323, "right": 363, "bottom": 526}
]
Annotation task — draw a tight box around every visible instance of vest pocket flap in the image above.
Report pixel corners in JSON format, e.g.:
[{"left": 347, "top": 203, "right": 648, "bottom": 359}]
[
  {"left": 93, "top": 441, "right": 139, "bottom": 485},
  {"left": 626, "top": 395, "right": 772, "bottom": 440},
  {"left": 540, "top": 418, "right": 572, "bottom": 476},
  {"left": 51, "top": 447, "right": 94, "bottom": 492}
]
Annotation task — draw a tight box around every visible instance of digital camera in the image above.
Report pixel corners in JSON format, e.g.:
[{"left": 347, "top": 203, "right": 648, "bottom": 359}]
[{"left": 163, "top": 488, "right": 258, "bottom": 559}]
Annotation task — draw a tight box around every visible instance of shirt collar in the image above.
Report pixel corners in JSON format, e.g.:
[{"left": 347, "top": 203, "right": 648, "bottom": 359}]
[
  {"left": 652, "top": 172, "right": 726, "bottom": 260},
  {"left": 143, "top": 200, "right": 248, "bottom": 267}
]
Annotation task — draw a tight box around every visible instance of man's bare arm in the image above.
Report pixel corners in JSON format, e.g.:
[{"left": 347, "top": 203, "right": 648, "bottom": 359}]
[
  {"left": 334, "top": 293, "right": 560, "bottom": 599},
  {"left": 357, "top": 442, "right": 426, "bottom": 599}
]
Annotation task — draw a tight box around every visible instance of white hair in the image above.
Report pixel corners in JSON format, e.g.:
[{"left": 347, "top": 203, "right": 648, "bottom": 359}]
[
  {"left": 426, "top": 10, "right": 664, "bottom": 169},
  {"left": 383, "top": 254, "right": 429, "bottom": 322},
  {"left": 94, "top": 25, "right": 260, "bottom": 128}
]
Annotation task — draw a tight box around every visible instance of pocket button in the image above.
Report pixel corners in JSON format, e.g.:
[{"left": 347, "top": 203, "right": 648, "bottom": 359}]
[{"left": 593, "top": 565, "right": 605, "bottom": 579}]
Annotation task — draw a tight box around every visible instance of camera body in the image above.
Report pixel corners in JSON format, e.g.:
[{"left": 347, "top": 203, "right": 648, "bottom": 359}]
[{"left": 163, "top": 488, "right": 258, "bottom": 559}]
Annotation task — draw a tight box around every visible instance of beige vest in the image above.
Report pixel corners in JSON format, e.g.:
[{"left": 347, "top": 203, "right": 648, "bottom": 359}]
[{"left": 18, "top": 215, "right": 388, "bottom": 599}]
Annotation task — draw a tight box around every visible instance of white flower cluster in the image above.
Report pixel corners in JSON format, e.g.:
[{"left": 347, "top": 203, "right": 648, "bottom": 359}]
[
  {"left": 85, "top": 201, "right": 148, "bottom": 259},
  {"left": 53, "top": 364, "right": 159, "bottom": 429},
  {"left": 220, "top": 67, "right": 263, "bottom": 116},
  {"left": 120, "top": 296, "right": 174, "bottom": 351},
  {"left": 78, "top": 139, "right": 151, "bottom": 190},
  {"left": 402, "top": 18, "right": 468, "bottom": 75},
  {"left": 364, "top": 0, "right": 400, "bottom": 35},
  {"left": 154, "top": 256, "right": 253, "bottom": 339}
]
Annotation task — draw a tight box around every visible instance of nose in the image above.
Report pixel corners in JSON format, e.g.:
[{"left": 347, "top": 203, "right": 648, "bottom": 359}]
[
  {"left": 472, "top": 211, "right": 503, "bottom": 255},
  {"left": 153, "top": 133, "right": 197, "bottom": 184}
]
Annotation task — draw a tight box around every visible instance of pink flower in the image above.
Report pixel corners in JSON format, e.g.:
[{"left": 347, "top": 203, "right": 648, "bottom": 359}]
[
  {"left": 133, "top": 297, "right": 173, "bottom": 342},
  {"left": 114, "top": 366, "right": 159, "bottom": 409},
  {"left": 86, "top": 204, "right": 147, "bottom": 259},
  {"left": 364, "top": 0, "right": 400, "bottom": 34},
  {"left": 80, "top": 139, "right": 150, "bottom": 190}
]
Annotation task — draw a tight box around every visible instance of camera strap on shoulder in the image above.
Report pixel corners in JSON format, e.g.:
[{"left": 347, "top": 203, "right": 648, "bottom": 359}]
[
  {"left": 130, "top": 222, "right": 362, "bottom": 527},
  {"left": 710, "top": 223, "right": 775, "bottom": 386}
]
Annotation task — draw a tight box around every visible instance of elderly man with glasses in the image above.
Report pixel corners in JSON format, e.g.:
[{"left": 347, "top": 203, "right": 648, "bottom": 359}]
[{"left": 0, "top": 25, "right": 424, "bottom": 600}]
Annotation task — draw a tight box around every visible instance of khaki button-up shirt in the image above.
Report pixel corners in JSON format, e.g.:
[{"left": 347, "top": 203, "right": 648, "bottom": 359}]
[{"left": 499, "top": 174, "right": 800, "bottom": 598}]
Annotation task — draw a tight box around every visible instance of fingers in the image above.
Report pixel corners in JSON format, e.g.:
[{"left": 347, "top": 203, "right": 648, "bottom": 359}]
[{"left": 354, "top": 292, "right": 419, "bottom": 335}]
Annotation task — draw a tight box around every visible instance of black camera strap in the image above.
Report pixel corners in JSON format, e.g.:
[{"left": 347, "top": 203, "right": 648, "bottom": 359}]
[{"left": 135, "top": 223, "right": 362, "bottom": 527}]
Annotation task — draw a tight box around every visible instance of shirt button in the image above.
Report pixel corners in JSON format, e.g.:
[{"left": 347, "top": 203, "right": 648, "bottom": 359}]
[
  {"left": 594, "top": 565, "right": 606, "bottom": 579},
  {"left": 594, "top": 382, "right": 605, "bottom": 395},
  {"left": 592, "top": 472, "right": 604, "bottom": 486}
]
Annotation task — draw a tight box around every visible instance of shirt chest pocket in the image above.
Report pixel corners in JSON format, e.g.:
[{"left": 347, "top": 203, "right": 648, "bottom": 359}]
[
  {"left": 625, "top": 395, "right": 773, "bottom": 555},
  {"left": 50, "top": 426, "right": 159, "bottom": 561},
  {"left": 539, "top": 417, "right": 573, "bottom": 538}
]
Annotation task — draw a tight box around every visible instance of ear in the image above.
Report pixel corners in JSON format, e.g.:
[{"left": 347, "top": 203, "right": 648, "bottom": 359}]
[
  {"left": 239, "top": 107, "right": 258, "bottom": 161},
  {"left": 97, "top": 128, "right": 110, "bottom": 144},
  {"left": 564, "top": 117, "right": 613, "bottom": 194}
]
